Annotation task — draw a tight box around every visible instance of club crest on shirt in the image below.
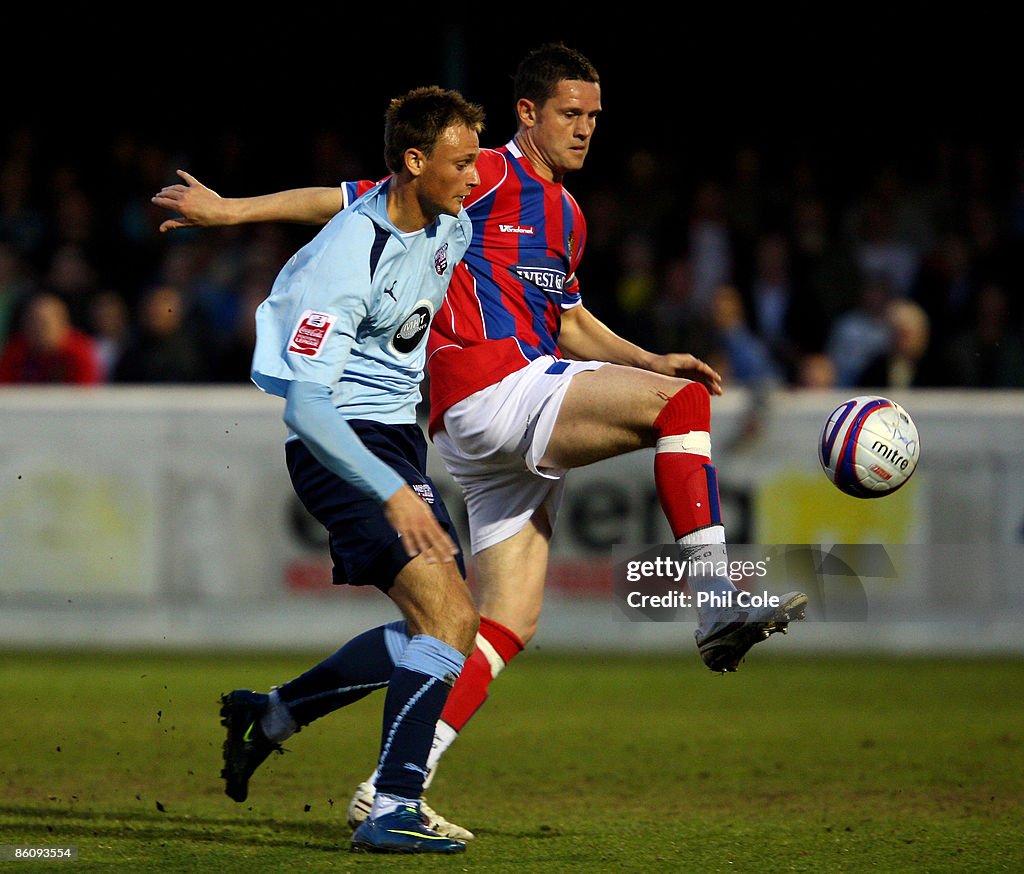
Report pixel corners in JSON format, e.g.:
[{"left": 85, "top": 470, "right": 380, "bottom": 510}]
[
  {"left": 288, "top": 310, "right": 336, "bottom": 358},
  {"left": 389, "top": 299, "right": 435, "bottom": 357},
  {"left": 568, "top": 231, "right": 576, "bottom": 261},
  {"left": 412, "top": 483, "right": 435, "bottom": 504},
  {"left": 433, "top": 243, "right": 449, "bottom": 275}
]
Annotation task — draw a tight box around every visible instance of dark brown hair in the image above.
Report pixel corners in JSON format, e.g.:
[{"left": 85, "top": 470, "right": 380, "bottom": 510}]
[
  {"left": 384, "top": 86, "right": 485, "bottom": 174},
  {"left": 513, "top": 43, "right": 600, "bottom": 108}
]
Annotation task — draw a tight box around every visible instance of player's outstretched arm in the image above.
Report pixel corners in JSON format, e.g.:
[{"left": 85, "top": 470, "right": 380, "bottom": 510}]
[
  {"left": 558, "top": 305, "right": 723, "bottom": 395},
  {"left": 152, "top": 170, "right": 343, "bottom": 232}
]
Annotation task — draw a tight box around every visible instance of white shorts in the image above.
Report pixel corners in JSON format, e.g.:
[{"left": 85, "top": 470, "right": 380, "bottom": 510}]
[{"left": 434, "top": 356, "right": 605, "bottom": 554}]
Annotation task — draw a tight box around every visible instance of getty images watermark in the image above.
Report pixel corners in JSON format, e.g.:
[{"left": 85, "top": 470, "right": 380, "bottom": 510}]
[{"left": 611, "top": 543, "right": 904, "bottom": 622}]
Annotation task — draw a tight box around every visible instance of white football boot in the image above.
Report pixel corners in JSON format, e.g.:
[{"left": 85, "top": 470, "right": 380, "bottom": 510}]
[
  {"left": 347, "top": 780, "right": 475, "bottom": 841},
  {"left": 695, "top": 591, "right": 808, "bottom": 672}
]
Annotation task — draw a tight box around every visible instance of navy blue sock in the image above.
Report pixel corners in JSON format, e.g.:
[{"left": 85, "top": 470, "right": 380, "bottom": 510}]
[
  {"left": 276, "top": 621, "right": 409, "bottom": 727},
  {"left": 375, "top": 635, "right": 465, "bottom": 800}
]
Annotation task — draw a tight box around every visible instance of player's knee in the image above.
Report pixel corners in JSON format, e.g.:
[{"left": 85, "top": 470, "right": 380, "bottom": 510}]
[
  {"left": 438, "top": 576, "right": 480, "bottom": 653},
  {"left": 665, "top": 380, "right": 710, "bottom": 412},
  {"left": 653, "top": 380, "right": 711, "bottom": 437}
]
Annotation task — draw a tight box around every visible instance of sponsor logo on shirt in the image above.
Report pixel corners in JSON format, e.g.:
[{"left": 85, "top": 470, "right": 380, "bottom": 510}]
[
  {"left": 434, "top": 243, "right": 449, "bottom": 275},
  {"left": 288, "top": 311, "right": 336, "bottom": 358},
  {"left": 512, "top": 265, "right": 566, "bottom": 292},
  {"left": 499, "top": 224, "right": 535, "bottom": 235},
  {"left": 389, "top": 299, "right": 435, "bottom": 357}
]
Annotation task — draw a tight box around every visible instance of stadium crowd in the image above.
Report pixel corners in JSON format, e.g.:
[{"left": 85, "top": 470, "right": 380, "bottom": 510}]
[{"left": 2, "top": 122, "right": 1023, "bottom": 391}]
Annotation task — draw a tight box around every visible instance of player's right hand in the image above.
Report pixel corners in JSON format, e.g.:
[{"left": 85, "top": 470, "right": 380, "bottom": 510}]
[
  {"left": 384, "top": 485, "right": 460, "bottom": 565},
  {"left": 151, "top": 170, "right": 225, "bottom": 232}
]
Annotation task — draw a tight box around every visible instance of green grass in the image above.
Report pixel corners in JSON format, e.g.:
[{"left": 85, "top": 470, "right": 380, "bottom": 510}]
[{"left": 1, "top": 649, "right": 1022, "bottom": 872}]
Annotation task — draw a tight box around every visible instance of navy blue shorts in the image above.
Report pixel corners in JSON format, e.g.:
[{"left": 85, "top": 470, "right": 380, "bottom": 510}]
[{"left": 285, "top": 421, "right": 465, "bottom": 590}]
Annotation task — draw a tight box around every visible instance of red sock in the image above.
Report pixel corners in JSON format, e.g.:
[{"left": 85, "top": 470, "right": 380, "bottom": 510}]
[
  {"left": 652, "top": 382, "right": 723, "bottom": 540},
  {"left": 439, "top": 616, "right": 524, "bottom": 731}
]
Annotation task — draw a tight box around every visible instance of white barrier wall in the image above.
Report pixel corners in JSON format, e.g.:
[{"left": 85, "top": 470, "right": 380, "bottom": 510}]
[{"left": 1, "top": 386, "right": 1022, "bottom": 652}]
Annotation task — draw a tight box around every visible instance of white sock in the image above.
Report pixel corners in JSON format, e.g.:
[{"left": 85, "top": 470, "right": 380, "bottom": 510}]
[
  {"left": 370, "top": 792, "right": 418, "bottom": 818},
  {"left": 678, "top": 526, "right": 737, "bottom": 615},
  {"left": 422, "top": 720, "right": 458, "bottom": 790},
  {"left": 260, "top": 689, "right": 297, "bottom": 743}
]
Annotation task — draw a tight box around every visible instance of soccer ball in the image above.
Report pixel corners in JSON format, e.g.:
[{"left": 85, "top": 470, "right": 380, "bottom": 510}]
[{"left": 819, "top": 395, "right": 920, "bottom": 498}]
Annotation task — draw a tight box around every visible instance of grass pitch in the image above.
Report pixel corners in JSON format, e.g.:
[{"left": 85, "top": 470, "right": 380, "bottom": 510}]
[{"left": 1, "top": 649, "right": 1022, "bottom": 872}]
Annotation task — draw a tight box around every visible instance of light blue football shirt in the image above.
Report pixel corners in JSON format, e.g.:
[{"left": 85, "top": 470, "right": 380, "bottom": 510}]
[{"left": 251, "top": 178, "right": 472, "bottom": 500}]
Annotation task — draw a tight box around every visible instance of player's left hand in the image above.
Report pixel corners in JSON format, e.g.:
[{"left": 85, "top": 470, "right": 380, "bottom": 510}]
[
  {"left": 384, "top": 485, "right": 460, "bottom": 565},
  {"left": 648, "top": 353, "right": 723, "bottom": 396},
  {"left": 151, "top": 170, "right": 227, "bottom": 232}
]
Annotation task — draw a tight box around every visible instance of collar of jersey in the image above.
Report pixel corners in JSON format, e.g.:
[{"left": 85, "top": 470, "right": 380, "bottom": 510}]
[{"left": 355, "top": 177, "right": 435, "bottom": 240}]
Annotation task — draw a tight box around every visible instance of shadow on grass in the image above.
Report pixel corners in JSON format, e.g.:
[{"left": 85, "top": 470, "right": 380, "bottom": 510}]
[{"left": 0, "top": 804, "right": 346, "bottom": 852}]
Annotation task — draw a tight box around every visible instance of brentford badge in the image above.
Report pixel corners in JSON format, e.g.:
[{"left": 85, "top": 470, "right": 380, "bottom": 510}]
[
  {"left": 434, "top": 243, "right": 449, "bottom": 275},
  {"left": 412, "top": 483, "right": 435, "bottom": 504}
]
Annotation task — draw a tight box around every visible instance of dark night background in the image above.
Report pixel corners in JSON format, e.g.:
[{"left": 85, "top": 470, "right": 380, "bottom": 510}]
[
  {"left": 2, "top": 5, "right": 1022, "bottom": 389},
  {"left": 10, "top": 7, "right": 1018, "bottom": 189}
]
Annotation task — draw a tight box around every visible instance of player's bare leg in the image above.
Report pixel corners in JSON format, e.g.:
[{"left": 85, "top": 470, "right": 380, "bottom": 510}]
[
  {"left": 348, "top": 522, "right": 546, "bottom": 840},
  {"left": 547, "top": 363, "right": 806, "bottom": 671},
  {"left": 350, "top": 557, "right": 476, "bottom": 854},
  {"left": 541, "top": 362, "right": 671, "bottom": 465},
  {"left": 472, "top": 511, "right": 552, "bottom": 644},
  {"left": 223, "top": 555, "right": 477, "bottom": 853},
  {"left": 387, "top": 555, "right": 478, "bottom": 652}
]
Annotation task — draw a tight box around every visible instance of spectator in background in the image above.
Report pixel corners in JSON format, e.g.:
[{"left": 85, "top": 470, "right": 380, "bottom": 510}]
[
  {"left": 112, "top": 284, "right": 207, "bottom": 383},
  {"left": 4, "top": 91, "right": 1024, "bottom": 396},
  {"left": 617, "top": 148, "right": 677, "bottom": 244},
  {"left": 789, "top": 194, "right": 860, "bottom": 330},
  {"left": 0, "top": 131, "right": 47, "bottom": 261},
  {"left": 44, "top": 241, "right": 100, "bottom": 330},
  {"left": 207, "top": 277, "right": 264, "bottom": 383},
  {"left": 852, "top": 196, "right": 921, "bottom": 299},
  {"left": 825, "top": 275, "right": 893, "bottom": 388},
  {"left": 612, "top": 232, "right": 658, "bottom": 348},
  {"left": 87, "top": 289, "right": 131, "bottom": 382},
  {"left": 743, "top": 230, "right": 826, "bottom": 382},
  {"left": 0, "top": 291, "right": 102, "bottom": 384},
  {"left": 911, "top": 230, "right": 976, "bottom": 353},
  {"left": 946, "top": 284, "right": 1024, "bottom": 388},
  {"left": 688, "top": 179, "right": 734, "bottom": 317},
  {"left": 152, "top": 238, "right": 235, "bottom": 336},
  {"left": 964, "top": 198, "right": 1023, "bottom": 306},
  {"left": 724, "top": 145, "right": 773, "bottom": 273},
  {"left": 794, "top": 352, "right": 837, "bottom": 389},
  {"left": 708, "top": 283, "right": 783, "bottom": 388},
  {"left": 650, "top": 254, "right": 714, "bottom": 361},
  {"left": 858, "top": 299, "right": 939, "bottom": 389},
  {"left": 0, "top": 240, "right": 34, "bottom": 348}
]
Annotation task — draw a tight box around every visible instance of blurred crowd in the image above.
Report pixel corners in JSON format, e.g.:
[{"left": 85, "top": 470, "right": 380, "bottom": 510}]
[{"left": 2, "top": 122, "right": 1023, "bottom": 392}]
